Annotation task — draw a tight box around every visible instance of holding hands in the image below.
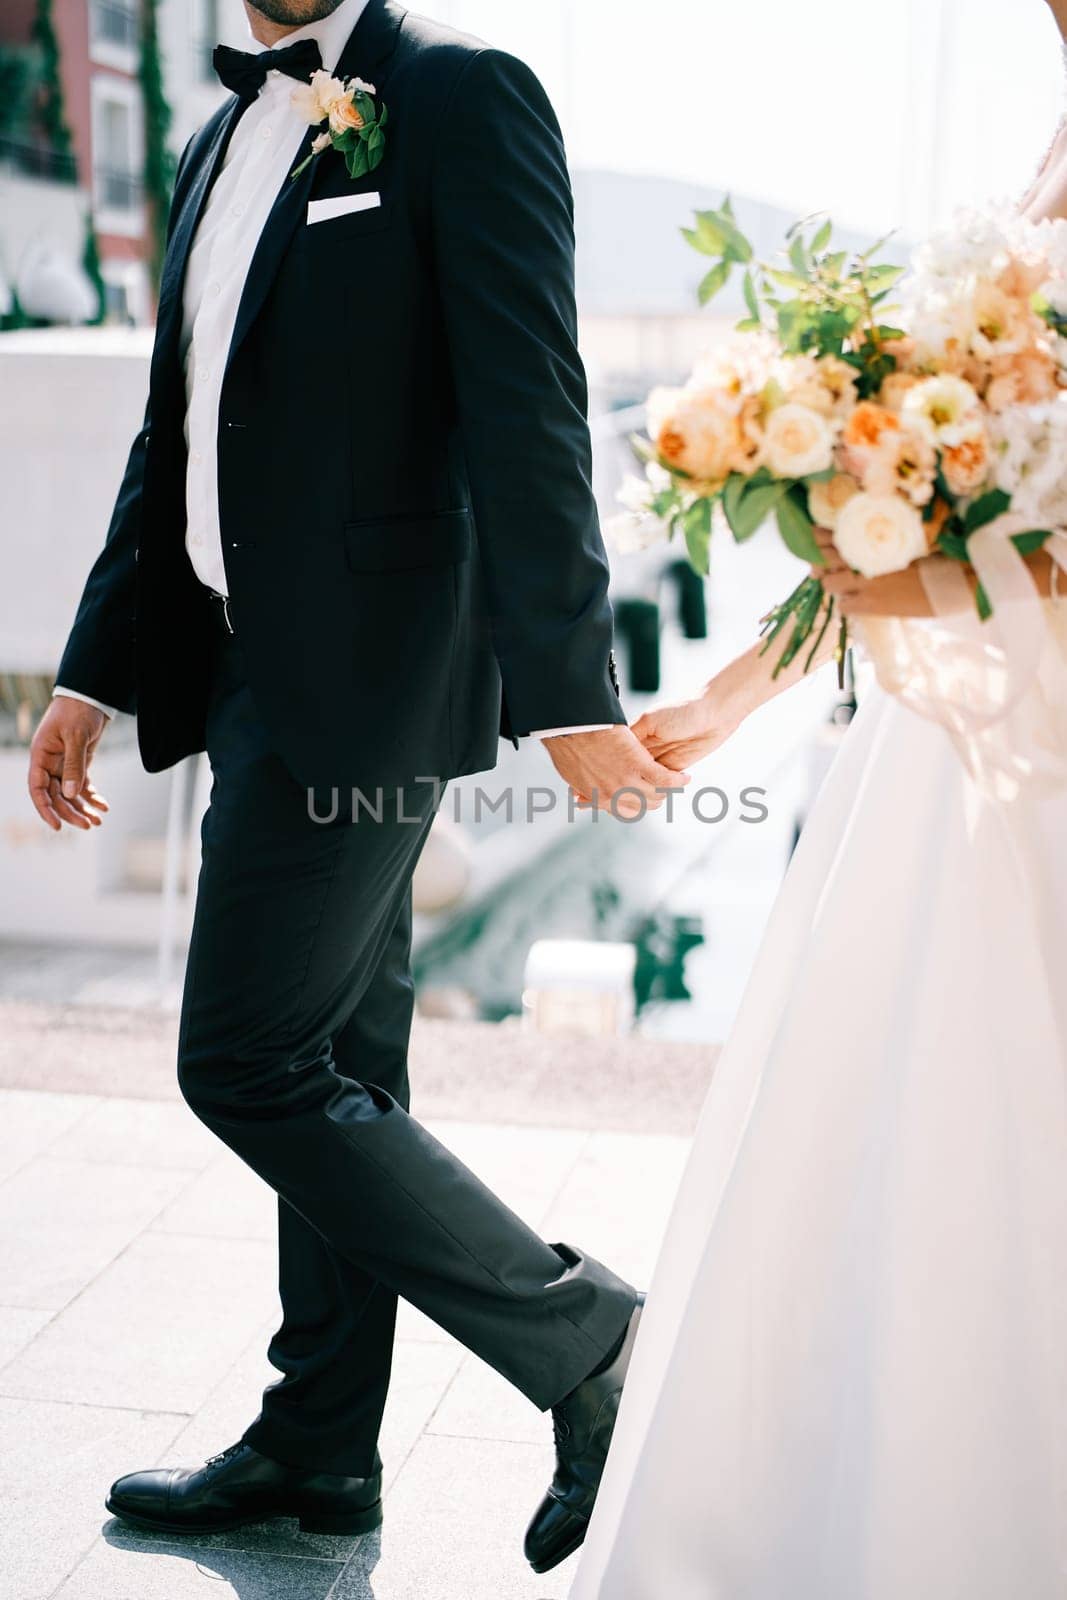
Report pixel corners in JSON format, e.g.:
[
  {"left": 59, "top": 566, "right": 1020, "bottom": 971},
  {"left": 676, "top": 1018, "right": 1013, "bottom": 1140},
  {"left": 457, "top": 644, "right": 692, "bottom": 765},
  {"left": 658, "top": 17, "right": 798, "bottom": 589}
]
[{"left": 542, "top": 725, "right": 691, "bottom": 819}]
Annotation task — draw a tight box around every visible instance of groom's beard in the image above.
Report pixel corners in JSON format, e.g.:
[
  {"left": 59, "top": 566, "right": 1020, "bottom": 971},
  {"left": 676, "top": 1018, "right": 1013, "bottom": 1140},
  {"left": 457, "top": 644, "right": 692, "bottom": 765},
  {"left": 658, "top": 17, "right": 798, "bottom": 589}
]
[{"left": 247, "top": 0, "right": 347, "bottom": 24}]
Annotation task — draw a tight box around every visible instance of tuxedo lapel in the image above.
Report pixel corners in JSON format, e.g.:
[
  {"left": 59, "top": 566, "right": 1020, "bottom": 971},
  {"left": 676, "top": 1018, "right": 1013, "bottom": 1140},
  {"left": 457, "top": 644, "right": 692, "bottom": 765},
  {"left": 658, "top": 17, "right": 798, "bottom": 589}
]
[
  {"left": 152, "top": 96, "right": 245, "bottom": 397},
  {"left": 224, "top": 0, "right": 406, "bottom": 378}
]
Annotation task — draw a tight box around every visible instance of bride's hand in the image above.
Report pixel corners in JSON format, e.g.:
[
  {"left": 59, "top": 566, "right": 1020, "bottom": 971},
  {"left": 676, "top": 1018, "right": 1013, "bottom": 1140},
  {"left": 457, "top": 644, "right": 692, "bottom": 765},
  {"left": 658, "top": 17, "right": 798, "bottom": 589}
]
[
  {"left": 632, "top": 689, "right": 744, "bottom": 771},
  {"left": 815, "top": 527, "right": 935, "bottom": 618},
  {"left": 821, "top": 562, "right": 936, "bottom": 618}
]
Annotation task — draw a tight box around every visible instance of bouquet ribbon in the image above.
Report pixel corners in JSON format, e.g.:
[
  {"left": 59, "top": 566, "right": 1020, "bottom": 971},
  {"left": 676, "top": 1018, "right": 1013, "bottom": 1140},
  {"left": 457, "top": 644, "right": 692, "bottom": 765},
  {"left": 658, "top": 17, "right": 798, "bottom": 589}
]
[{"left": 858, "top": 520, "right": 1067, "bottom": 802}]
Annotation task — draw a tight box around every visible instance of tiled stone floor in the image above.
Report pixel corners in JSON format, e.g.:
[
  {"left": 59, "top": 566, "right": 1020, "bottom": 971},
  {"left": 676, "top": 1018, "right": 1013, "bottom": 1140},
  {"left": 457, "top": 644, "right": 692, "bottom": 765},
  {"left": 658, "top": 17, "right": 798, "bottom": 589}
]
[{"left": 0, "top": 1081, "right": 691, "bottom": 1600}]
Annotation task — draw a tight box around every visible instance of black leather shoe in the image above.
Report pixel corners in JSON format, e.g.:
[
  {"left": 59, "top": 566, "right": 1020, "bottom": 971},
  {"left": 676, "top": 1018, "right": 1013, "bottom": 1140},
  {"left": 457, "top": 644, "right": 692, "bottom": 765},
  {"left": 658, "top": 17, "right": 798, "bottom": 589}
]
[
  {"left": 524, "top": 1295, "right": 644, "bottom": 1574},
  {"left": 106, "top": 1441, "right": 383, "bottom": 1536}
]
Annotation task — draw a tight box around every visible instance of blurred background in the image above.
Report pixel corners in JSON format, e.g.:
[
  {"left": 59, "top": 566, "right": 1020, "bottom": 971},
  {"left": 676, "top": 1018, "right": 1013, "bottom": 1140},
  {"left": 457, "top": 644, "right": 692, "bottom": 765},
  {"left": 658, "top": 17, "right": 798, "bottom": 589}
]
[
  {"left": 1, "top": 0, "right": 1064, "bottom": 1043},
  {"left": 0, "top": 9, "right": 1065, "bottom": 1598}
]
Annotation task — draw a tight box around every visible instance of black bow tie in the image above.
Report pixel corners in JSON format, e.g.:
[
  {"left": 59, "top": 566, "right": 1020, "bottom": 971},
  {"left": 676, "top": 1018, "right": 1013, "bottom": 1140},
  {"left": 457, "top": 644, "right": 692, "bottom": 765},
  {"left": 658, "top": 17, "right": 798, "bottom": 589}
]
[{"left": 212, "top": 39, "right": 324, "bottom": 100}]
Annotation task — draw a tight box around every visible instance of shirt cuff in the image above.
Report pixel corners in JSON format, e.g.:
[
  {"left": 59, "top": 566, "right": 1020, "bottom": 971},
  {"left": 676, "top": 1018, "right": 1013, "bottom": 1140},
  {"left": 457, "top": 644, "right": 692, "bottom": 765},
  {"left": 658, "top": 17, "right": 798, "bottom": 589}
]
[
  {"left": 54, "top": 687, "right": 117, "bottom": 721},
  {"left": 533, "top": 724, "right": 615, "bottom": 741}
]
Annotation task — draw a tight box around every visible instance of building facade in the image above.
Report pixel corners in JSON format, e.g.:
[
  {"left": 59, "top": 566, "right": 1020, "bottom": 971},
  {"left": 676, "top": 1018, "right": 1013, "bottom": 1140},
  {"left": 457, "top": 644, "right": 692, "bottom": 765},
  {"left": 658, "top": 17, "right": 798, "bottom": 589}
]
[{"left": 0, "top": 0, "right": 241, "bottom": 326}]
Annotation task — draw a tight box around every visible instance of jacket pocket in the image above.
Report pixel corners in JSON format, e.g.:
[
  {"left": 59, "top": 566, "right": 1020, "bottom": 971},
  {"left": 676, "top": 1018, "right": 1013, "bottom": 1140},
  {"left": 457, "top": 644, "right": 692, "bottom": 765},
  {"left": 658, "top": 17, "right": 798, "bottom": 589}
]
[{"left": 344, "top": 509, "right": 472, "bottom": 573}]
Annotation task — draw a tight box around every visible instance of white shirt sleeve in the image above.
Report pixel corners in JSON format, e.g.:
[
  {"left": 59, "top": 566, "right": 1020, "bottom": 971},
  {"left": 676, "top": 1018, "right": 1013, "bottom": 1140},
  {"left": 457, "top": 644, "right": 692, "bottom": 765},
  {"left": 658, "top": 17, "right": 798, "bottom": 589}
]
[
  {"left": 54, "top": 687, "right": 117, "bottom": 721},
  {"left": 533, "top": 724, "right": 615, "bottom": 741}
]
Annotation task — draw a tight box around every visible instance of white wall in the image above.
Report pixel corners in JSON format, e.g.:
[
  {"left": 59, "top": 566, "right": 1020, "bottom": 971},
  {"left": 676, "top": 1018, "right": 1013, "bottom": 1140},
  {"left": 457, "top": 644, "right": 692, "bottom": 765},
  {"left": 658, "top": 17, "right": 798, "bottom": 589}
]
[
  {"left": 0, "top": 328, "right": 153, "bottom": 673},
  {"left": 160, "top": 0, "right": 247, "bottom": 154}
]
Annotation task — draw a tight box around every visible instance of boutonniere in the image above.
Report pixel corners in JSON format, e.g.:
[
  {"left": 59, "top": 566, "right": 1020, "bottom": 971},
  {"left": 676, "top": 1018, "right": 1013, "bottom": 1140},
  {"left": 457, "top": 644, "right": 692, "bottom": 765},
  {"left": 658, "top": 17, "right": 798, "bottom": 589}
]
[{"left": 290, "top": 69, "right": 388, "bottom": 182}]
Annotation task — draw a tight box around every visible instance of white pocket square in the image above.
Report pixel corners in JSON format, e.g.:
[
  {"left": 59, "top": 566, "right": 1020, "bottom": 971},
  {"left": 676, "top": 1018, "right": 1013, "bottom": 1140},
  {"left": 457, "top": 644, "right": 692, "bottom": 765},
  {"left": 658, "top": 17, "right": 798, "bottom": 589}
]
[{"left": 307, "top": 192, "right": 382, "bottom": 225}]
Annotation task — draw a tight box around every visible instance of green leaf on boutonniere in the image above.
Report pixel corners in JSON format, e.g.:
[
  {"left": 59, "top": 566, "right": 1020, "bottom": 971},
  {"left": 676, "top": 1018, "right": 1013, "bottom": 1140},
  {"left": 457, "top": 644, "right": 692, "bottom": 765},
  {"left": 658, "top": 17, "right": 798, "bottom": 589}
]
[
  {"left": 289, "top": 82, "right": 389, "bottom": 182},
  {"left": 346, "top": 143, "right": 369, "bottom": 180}
]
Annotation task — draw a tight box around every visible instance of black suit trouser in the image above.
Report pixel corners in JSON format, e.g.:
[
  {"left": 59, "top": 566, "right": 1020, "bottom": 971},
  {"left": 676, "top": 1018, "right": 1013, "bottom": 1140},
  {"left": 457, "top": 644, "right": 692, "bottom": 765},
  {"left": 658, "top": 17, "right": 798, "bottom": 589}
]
[{"left": 176, "top": 627, "right": 636, "bottom": 1476}]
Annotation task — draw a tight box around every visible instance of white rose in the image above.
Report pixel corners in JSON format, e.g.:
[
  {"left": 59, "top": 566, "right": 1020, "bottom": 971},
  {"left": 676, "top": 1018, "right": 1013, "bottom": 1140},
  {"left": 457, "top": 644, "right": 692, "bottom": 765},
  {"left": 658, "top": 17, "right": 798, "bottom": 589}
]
[
  {"left": 309, "top": 69, "right": 349, "bottom": 112},
  {"left": 832, "top": 492, "right": 928, "bottom": 579},
  {"left": 290, "top": 70, "right": 349, "bottom": 124},
  {"left": 762, "top": 403, "right": 835, "bottom": 479},
  {"left": 290, "top": 80, "right": 327, "bottom": 124}
]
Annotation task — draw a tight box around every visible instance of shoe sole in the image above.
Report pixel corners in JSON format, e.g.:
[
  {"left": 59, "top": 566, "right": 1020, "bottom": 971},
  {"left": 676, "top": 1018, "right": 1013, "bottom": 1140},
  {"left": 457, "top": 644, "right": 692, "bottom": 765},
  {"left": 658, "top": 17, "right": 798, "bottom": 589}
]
[
  {"left": 528, "top": 1521, "right": 588, "bottom": 1575},
  {"left": 105, "top": 1496, "right": 383, "bottom": 1538}
]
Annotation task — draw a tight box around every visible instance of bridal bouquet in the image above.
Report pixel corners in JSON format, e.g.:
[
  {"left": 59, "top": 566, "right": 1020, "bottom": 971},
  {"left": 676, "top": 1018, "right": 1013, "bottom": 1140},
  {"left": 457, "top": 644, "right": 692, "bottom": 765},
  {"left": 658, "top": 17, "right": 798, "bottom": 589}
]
[{"left": 611, "top": 203, "right": 1067, "bottom": 675}]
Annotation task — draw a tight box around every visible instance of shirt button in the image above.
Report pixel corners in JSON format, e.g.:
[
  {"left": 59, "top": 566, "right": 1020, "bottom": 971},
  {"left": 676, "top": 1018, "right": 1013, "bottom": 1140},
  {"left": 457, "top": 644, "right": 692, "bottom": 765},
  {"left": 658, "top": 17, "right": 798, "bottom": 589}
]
[
  {"left": 197, "top": 366, "right": 210, "bottom": 381},
  {"left": 191, "top": 450, "right": 202, "bottom": 466},
  {"left": 208, "top": 281, "right": 221, "bottom": 297},
  {"left": 261, "top": 125, "right": 273, "bottom": 139},
  {"left": 231, "top": 204, "right": 244, "bottom": 218},
  {"left": 190, "top": 533, "right": 203, "bottom": 547}
]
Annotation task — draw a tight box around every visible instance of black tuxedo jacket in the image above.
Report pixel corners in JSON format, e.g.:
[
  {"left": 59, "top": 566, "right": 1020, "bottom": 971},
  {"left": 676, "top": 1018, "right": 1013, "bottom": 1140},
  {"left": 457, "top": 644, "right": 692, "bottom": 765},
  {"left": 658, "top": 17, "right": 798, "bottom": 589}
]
[{"left": 57, "top": 0, "right": 624, "bottom": 788}]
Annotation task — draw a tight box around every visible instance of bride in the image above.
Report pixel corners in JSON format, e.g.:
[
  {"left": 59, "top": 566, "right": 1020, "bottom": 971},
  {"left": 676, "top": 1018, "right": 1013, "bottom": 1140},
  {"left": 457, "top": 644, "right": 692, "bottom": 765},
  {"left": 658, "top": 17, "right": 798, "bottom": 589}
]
[{"left": 570, "top": 13, "right": 1067, "bottom": 1599}]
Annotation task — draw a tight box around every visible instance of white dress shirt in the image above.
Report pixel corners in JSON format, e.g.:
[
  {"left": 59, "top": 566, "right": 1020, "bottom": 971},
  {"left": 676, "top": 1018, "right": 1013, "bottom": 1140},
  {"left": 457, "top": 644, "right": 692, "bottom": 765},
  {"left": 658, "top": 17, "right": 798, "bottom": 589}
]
[{"left": 57, "top": 0, "right": 608, "bottom": 740}]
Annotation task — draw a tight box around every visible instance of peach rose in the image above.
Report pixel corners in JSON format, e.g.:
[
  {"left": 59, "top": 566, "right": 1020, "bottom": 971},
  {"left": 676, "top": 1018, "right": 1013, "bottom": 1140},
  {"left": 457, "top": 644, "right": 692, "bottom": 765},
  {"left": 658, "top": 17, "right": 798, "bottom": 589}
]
[
  {"left": 648, "top": 387, "right": 745, "bottom": 487},
  {"left": 329, "top": 94, "right": 366, "bottom": 134},
  {"left": 808, "top": 473, "right": 860, "bottom": 529}
]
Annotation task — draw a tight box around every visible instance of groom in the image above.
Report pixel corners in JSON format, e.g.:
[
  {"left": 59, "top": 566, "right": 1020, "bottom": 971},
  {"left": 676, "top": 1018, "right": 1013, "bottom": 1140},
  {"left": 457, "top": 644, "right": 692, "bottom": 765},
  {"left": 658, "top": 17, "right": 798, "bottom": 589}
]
[{"left": 29, "top": 0, "right": 684, "bottom": 1575}]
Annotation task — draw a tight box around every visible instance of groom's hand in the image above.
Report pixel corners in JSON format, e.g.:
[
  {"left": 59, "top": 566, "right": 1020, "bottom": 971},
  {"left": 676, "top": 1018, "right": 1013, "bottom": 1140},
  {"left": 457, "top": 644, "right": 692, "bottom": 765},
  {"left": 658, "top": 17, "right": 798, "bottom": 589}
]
[
  {"left": 542, "top": 726, "right": 690, "bottom": 819},
  {"left": 28, "top": 698, "right": 110, "bottom": 832}
]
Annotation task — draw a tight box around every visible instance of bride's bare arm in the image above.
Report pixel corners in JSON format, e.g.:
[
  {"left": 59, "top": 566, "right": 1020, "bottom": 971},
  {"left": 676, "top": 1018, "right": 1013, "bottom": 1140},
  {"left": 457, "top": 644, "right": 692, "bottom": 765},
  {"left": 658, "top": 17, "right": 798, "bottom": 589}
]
[
  {"left": 824, "top": 550, "right": 1057, "bottom": 618},
  {"left": 630, "top": 627, "right": 839, "bottom": 772}
]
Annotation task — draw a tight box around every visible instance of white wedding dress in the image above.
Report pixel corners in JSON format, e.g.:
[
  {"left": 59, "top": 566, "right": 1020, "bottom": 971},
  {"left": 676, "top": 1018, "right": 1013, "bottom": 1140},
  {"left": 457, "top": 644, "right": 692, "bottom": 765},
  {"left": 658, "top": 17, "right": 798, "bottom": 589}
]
[{"left": 572, "top": 602, "right": 1067, "bottom": 1600}]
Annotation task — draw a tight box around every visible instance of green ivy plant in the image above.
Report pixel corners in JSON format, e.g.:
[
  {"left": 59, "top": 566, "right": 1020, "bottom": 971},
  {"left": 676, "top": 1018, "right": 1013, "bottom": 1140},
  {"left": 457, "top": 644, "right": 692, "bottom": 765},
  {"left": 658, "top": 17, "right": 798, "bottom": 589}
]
[{"left": 139, "top": 0, "right": 177, "bottom": 297}]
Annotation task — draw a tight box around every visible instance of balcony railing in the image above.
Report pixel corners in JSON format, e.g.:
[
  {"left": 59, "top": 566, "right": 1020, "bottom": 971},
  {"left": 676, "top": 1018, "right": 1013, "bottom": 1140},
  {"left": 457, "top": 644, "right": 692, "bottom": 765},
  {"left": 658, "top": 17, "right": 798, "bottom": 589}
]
[
  {"left": 0, "top": 136, "right": 77, "bottom": 185},
  {"left": 92, "top": 1, "right": 139, "bottom": 52},
  {"left": 95, "top": 165, "right": 143, "bottom": 211}
]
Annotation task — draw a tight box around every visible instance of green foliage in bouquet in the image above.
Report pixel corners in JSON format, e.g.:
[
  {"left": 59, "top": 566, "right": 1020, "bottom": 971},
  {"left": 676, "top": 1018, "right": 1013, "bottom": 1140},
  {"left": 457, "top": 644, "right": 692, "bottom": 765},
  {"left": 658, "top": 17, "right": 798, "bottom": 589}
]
[{"left": 686, "top": 200, "right": 905, "bottom": 392}]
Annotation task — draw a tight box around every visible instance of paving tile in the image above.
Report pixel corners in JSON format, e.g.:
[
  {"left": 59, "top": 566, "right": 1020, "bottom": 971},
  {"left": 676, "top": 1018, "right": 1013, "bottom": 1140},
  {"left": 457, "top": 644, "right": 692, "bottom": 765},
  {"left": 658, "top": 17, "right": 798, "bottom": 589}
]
[
  {"left": 331, "top": 1435, "right": 570, "bottom": 1600},
  {"left": 538, "top": 1131, "right": 690, "bottom": 1290},
  {"left": 423, "top": 1120, "right": 589, "bottom": 1231},
  {"left": 0, "top": 1232, "right": 278, "bottom": 1413},
  {"left": 123, "top": 1336, "right": 466, "bottom": 1562},
  {"left": 0, "top": 1088, "right": 98, "bottom": 1183},
  {"left": 150, "top": 1325, "right": 280, "bottom": 1477},
  {"left": 426, "top": 1352, "right": 545, "bottom": 1447},
  {"left": 152, "top": 1151, "right": 277, "bottom": 1241},
  {"left": 394, "top": 1300, "right": 455, "bottom": 1346},
  {"left": 378, "top": 1340, "right": 466, "bottom": 1490},
  {"left": 0, "top": 1305, "right": 53, "bottom": 1369},
  {"left": 0, "top": 1396, "right": 185, "bottom": 1600},
  {"left": 54, "top": 1535, "right": 344, "bottom": 1600},
  {"left": 47, "top": 1098, "right": 219, "bottom": 1172},
  {"left": 0, "top": 1156, "right": 196, "bottom": 1312}
]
